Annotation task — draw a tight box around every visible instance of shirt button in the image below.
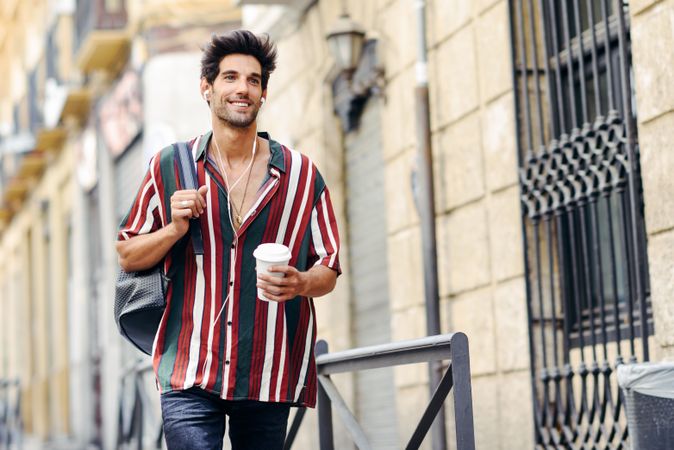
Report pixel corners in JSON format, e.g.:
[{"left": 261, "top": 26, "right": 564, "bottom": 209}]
[
  {"left": 231, "top": 244, "right": 235, "bottom": 249},
  {"left": 251, "top": 209, "right": 256, "bottom": 216},
  {"left": 227, "top": 321, "right": 232, "bottom": 326},
  {"left": 225, "top": 360, "right": 230, "bottom": 365},
  {"left": 229, "top": 281, "right": 233, "bottom": 286}
]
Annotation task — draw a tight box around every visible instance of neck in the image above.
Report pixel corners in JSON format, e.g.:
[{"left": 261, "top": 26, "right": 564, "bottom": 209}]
[{"left": 211, "top": 121, "right": 257, "bottom": 162}]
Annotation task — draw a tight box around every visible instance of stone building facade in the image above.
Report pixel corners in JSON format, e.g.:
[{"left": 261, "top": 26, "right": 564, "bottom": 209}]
[{"left": 240, "top": 0, "right": 674, "bottom": 449}]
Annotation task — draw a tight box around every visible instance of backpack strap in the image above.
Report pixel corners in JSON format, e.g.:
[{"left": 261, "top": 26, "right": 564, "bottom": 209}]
[{"left": 175, "top": 141, "right": 204, "bottom": 255}]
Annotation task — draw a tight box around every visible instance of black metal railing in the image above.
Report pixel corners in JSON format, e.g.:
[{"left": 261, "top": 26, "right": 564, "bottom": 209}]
[
  {"left": 117, "top": 334, "right": 474, "bottom": 450},
  {"left": 508, "top": 0, "right": 650, "bottom": 448},
  {"left": 285, "top": 333, "right": 475, "bottom": 450},
  {"left": 0, "top": 379, "right": 22, "bottom": 450},
  {"left": 116, "top": 360, "right": 163, "bottom": 450}
]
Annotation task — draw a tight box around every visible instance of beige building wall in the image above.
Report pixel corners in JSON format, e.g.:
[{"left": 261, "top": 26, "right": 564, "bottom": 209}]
[
  {"left": 629, "top": 0, "right": 674, "bottom": 360},
  {"left": 0, "top": 0, "right": 74, "bottom": 439},
  {"left": 246, "top": 0, "right": 532, "bottom": 448},
  {"left": 0, "top": 145, "right": 74, "bottom": 437}
]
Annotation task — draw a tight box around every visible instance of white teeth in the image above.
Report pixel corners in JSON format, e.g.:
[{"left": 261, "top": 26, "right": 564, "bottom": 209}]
[{"left": 232, "top": 102, "right": 249, "bottom": 106}]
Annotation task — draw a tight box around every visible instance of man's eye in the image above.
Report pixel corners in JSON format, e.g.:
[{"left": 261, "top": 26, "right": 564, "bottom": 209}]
[
  {"left": 224, "top": 75, "right": 236, "bottom": 81},
  {"left": 249, "top": 79, "right": 260, "bottom": 85}
]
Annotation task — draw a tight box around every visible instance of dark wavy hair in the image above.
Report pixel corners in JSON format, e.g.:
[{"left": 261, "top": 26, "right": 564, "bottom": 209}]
[{"left": 200, "top": 30, "right": 278, "bottom": 90}]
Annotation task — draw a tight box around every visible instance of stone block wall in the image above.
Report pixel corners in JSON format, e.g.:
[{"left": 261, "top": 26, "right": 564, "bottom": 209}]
[
  {"left": 629, "top": 0, "right": 674, "bottom": 358},
  {"left": 247, "top": 0, "right": 533, "bottom": 448},
  {"left": 425, "top": 1, "right": 533, "bottom": 448}
]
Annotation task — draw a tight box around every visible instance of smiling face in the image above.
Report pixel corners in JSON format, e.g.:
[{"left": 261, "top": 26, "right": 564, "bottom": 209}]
[{"left": 203, "top": 53, "right": 266, "bottom": 129}]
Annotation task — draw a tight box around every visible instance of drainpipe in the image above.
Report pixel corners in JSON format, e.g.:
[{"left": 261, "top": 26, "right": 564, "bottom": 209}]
[{"left": 412, "top": 1, "right": 447, "bottom": 449}]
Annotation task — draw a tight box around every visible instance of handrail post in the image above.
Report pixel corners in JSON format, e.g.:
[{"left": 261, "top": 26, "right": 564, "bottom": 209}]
[
  {"left": 315, "top": 340, "right": 334, "bottom": 450},
  {"left": 134, "top": 375, "right": 143, "bottom": 450},
  {"left": 450, "top": 333, "right": 475, "bottom": 450}
]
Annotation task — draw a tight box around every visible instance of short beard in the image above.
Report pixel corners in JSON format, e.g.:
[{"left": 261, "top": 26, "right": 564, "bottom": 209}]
[{"left": 214, "top": 102, "right": 260, "bottom": 129}]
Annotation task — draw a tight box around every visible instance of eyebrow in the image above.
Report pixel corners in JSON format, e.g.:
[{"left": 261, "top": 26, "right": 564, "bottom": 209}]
[{"left": 221, "top": 69, "right": 261, "bottom": 79}]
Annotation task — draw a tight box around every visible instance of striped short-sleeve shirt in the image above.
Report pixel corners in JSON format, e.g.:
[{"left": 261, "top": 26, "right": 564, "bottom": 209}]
[{"left": 118, "top": 131, "right": 341, "bottom": 407}]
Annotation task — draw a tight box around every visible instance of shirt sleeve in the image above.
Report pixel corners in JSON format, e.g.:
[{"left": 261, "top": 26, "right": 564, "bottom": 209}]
[
  {"left": 117, "top": 152, "right": 166, "bottom": 241},
  {"left": 309, "top": 185, "right": 341, "bottom": 275}
]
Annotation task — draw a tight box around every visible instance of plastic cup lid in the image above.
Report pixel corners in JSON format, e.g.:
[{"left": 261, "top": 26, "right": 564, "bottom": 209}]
[{"left": 253, "top": 243, "right": 292, "bottom": 262}]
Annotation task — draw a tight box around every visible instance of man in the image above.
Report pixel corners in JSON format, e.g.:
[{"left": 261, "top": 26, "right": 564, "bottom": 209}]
[{"left": 116, "top": 30, "right": 341, "bottom": 449}]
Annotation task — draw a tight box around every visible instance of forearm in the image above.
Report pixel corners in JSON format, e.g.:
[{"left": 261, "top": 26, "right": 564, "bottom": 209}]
[
  {"left": 299, "top": 265, "right": 338, "bottom": 298},
  {"left": 116, "top": 223, "right": 182, "bottom": 272}
]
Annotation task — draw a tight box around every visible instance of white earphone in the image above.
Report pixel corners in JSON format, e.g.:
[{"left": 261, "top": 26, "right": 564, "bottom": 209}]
[
  {"left": 203, "top": 90, "right": 210, "bottom": 101},
  {"left": 260, "top": 97, "right": 266, "bottom": 105}
]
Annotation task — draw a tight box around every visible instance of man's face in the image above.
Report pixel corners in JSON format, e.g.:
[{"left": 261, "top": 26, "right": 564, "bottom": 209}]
[{"left": 208, "top": 54, "right": 266, "bottom": 129}]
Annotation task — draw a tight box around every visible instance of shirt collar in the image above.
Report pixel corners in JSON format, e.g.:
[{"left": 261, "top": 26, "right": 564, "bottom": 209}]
[{"left": 195, "top": 130, "right": 286, "bottom": 174}]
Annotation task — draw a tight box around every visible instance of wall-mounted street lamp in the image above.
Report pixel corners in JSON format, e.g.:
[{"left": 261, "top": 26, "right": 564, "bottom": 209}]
[
  {"left": 326, "top": 14, "right": 366, "bottom": 75},
  {"left": 326, "top": 13, "right": 384, "bottom": 132}
]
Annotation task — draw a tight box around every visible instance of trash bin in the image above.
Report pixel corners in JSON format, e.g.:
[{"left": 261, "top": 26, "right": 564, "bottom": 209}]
[{"left": 618, "top": 362, "right": 674, "bottom": 450}]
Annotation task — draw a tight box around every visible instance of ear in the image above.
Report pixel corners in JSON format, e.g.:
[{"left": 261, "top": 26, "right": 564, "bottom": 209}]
[
  {"left": 261, "top": 89, "right": 268, "bottom": 104},
  {"left": 200, "top": 78, "right": 211, "bottom": 101}
]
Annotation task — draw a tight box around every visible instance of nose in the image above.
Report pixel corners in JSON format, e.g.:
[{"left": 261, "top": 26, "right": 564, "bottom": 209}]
[{"left": 234, "top": 78, "right": 249, "bottom": 97}]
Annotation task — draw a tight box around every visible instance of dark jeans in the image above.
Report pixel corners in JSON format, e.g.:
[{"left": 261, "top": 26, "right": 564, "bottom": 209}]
[{"left": 160, "top": 387, "right": 291, "bottom": 450}]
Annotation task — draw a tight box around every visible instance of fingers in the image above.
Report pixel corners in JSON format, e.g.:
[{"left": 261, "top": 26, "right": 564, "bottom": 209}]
[
  {"left": 257, "top": 275, "right": 288, "bottom": 293},
  {"left": 260, "top": 292, "right": 288, "bottom": 302},
  {"left": 267, "top": 265, "right": 296, "bottom": 275},
  {"left": 171, "top": 188, "right": 207, "bottom": 218},
  {"left": 171, "top": 197, "right": 199, "bottom": 218},
  {"left": 257, "top": 269, "right": 303, "bottom": 302},
  {"left": 257, "top": 273, "right": 289, "bottom": 285},
  {"left": 257, "top": 282, "right": 291, "bottom": 302}
]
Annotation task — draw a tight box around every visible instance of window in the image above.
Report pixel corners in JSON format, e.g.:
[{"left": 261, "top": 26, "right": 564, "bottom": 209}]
[{"left": 509, "top": 0, "right": 651, "bottom": 447}]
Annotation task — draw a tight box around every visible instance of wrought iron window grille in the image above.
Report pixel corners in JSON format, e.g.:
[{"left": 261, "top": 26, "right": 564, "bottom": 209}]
[{"left": 508, "top": 0, "right": 651, "bottom": 448}]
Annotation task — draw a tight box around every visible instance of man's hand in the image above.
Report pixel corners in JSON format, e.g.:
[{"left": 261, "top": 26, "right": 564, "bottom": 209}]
[
  {"left": 116, "top": 185, "right": 208, "bottom": 272},
  {"left": 256, "top": 265, "right": 337, "bottom": 302},
  {"left": 169, "top": 185, "right": 209, "bottom": 237}
]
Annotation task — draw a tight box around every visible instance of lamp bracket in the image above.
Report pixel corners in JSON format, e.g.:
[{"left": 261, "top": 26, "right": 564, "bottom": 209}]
[{"left": 332, "top": 39, "right": 385, "bottom": 133}]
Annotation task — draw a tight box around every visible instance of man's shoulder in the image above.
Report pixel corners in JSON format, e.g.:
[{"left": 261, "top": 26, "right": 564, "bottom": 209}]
[{"left": 275, "top": 142, "right": 317, "bottom": 169}]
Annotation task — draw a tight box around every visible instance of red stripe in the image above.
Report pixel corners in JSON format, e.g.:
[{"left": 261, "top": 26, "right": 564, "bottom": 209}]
[
  {"left": 314, "top": 189, "right": 340, "bottom": 268},
  {"left": 119, "top": 169, "right": 155, "bottom": 238},
  {"left": 288, "top": 299, "right": 309, "bottom": 394},
  {"left": 193, "top": 165, "right": 212, "bottom": 387},
  {"left": 305, "top": 300, "right": 318, "bottom": 406},
  {"left": 281, "top": 152, "right": 309, "bottom": 246},
  {"left": 268, "top": 303, "right": 286, "bottom": 398},
  {"left": 205, "top": 174, "right": 225, "bottom": 391}
]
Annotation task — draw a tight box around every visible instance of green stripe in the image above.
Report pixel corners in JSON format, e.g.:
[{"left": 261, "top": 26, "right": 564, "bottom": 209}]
[
  {"left": 156, "top": 144, "right": 186, "bottom": 387},
  {"left": 312, "top": 167, "right": 326, "bottom": 206},
  {"left": 233, "top": 204, "right": 270, "bottom": 398},
  {"left": 214, "top": 186, "right": 235, "bottom": 392}
]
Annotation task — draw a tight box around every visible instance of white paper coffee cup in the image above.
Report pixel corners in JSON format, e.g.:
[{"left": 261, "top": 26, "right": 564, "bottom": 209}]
[{"left": 253, "top": 243, "right": 292, "bottom": 302}]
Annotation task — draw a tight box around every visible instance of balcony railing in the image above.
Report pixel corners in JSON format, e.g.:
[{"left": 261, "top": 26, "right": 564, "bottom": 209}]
[
  {"left": 74, "top": 0, "right": 127, "bottom": 55},
  {"left": 0, "top": 378, "right": 22, "bottom": 450},
  {"left": 74, "top": 0, "right": 129, "bottom": 77}
]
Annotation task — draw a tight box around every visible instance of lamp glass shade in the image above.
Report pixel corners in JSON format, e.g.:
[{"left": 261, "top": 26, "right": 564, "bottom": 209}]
[{"left": 326, "top": 15, "right": 366, "bottom": 73}]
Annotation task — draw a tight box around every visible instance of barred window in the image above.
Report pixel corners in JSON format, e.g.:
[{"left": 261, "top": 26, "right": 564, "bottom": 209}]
[{"left": 509, "top": 0, "right": 651, "bottom": 447}]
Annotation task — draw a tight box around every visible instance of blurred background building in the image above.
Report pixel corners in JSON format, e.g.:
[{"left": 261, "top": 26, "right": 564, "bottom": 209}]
[{"left": 1, "top": 0, "right": 674, "bottom": 449}]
